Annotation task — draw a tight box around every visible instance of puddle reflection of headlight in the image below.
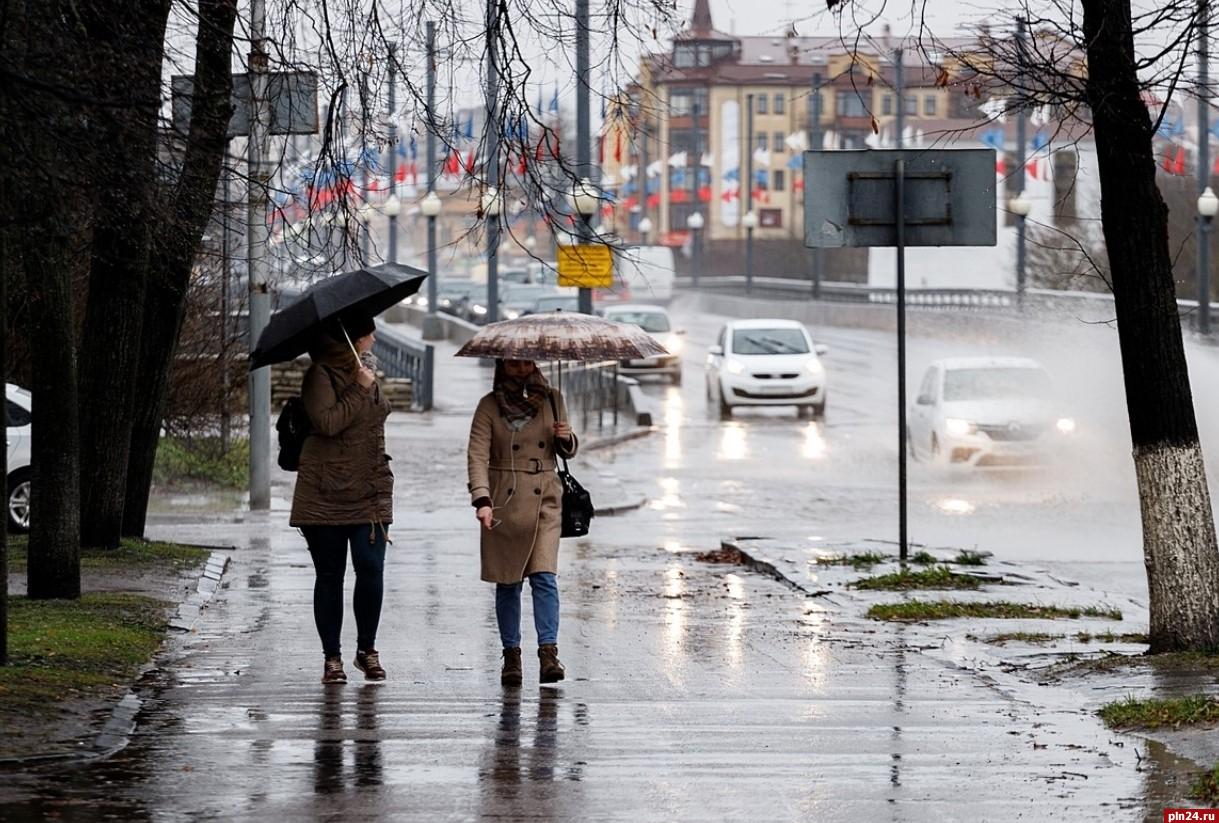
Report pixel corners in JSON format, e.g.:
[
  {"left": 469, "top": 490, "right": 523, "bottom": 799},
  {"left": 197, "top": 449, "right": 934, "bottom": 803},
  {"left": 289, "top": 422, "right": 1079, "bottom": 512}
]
[
  {"left": 718, "top": 424, "right": 748, "bottom": 461},
  {"left": 802, "top": 422, "right": 827, "bottom": 460},
  {"left": 1056, "top": 417, "right": 1076, "bottom": 434},
  {"left": 936, "top": 498, "right": 975, "bottom": 515}
]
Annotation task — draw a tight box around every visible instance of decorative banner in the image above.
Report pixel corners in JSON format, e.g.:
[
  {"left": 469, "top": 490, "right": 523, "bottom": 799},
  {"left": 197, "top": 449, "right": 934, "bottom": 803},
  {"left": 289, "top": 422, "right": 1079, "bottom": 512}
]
[{"left": 720, "top": 99, "right": 740, "bottom": 227}]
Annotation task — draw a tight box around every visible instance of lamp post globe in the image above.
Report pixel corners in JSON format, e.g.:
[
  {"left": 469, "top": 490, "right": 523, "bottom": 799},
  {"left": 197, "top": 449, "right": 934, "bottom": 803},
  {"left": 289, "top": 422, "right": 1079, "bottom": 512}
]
[
  {"left": 383, "top": 194, "right": 402, "bottom": 263},
  {"left": 568, "top": 178, "right": 598, "bottom": 313},
  {"left": 637, "top": 215, "right": 653, "bottom": 245},
  {"left": 687, "top": 211, "right": 704, "bottom": 287},
  {"left": 742, "top": 209, "right": 758, "bottom": 293},
  {"left": 1199, "top": 186, "right": 1218, "bottom": 334}
]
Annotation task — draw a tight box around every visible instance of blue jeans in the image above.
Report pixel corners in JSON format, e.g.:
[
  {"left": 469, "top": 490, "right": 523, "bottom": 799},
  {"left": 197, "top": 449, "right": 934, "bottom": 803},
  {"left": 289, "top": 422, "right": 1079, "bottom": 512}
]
[
  {"left": 304, "top": 524, "right": 387, "bottom": 658},
  {"left": 495, "top": 572, "right": 560, "bottom": 648}
]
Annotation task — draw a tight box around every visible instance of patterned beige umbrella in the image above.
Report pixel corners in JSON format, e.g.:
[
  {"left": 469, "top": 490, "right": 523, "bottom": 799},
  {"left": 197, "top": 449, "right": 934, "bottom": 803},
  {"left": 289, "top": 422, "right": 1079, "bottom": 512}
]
[{"left": 454, "top": 310, "right": 668, "bottom": 361}]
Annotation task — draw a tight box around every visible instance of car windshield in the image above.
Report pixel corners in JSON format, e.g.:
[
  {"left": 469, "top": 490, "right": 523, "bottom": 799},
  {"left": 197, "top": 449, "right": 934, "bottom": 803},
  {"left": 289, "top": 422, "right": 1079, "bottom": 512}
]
[
  {"left": 732, "top": 328, "right": 809, "bottom": 355},
  {"left": 943, "top": 367, "right": 1053, "bottom": 401},
  {"left": 502, "top": 285, "right": 553, "bottom": 303},
  {"left": 607, "top": 311, "right": 670, "bottom": 333},
  {"left": 439, "top": 281, "right": 473, "bottom": 296}
]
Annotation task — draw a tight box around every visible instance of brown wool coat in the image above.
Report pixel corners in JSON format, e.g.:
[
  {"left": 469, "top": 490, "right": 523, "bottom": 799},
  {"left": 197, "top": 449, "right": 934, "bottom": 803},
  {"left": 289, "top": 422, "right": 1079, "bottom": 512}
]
[
  {"left": 467, "top": 389, "right": 578, "bottom": 584},
  {"left": 289, "top": 336, "right": 394, "bottom": 528}
]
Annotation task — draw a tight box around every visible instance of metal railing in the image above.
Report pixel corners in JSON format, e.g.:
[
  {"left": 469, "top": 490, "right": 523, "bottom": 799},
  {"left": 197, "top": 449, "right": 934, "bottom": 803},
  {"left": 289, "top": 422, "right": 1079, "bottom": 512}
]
[
  {"left": 373, "top": 323, "right": 434, "bottom": 411},
  {"left": 542, "top": 361, "right": 626, "bottom": 432}
]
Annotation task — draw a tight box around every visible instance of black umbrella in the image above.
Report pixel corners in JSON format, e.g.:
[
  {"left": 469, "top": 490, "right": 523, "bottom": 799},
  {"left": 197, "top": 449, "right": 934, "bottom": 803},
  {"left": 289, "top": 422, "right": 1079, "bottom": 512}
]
[{"left": 249, "top": 263, "right": 428, "bottom": 369}]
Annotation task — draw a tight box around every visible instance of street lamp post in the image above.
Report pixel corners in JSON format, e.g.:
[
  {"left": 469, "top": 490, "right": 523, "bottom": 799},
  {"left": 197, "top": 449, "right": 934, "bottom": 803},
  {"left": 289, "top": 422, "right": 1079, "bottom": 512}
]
[
  {"left": 357, "top": 202, "right": 372, "bottom": 261},
  {"left": 742, "top": 209, "right": 758, "bottom": 294},
  {"left": 638, "top": 215, "right": 653, "bottom": 246},
  {"left": 1199, "top": 186, "right": 1218, "bottom": 334},
  {"left": 482, "top": 186, "right": 502, "bottom": 324},
  {"left": 570, "top": 177, "right": 598, "bottom": 313},
  {"left": 1009, "top": 192, "right": 1031, "bottom": 309},
  {"left": 687, "top": 211, "right": 705, "bottom": 287},
  {"left": 383, "top": 194, "right": 401, "bottom": 263},
  {"left": 420, "top": 189, "right": 443, "bottom": 339}
]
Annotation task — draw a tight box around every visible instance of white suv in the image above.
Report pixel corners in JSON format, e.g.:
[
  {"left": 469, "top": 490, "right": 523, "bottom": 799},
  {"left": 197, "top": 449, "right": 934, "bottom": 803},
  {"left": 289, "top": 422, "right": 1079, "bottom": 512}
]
[
  {"left": 7, "top": 383, "right": 31, "bottom": 533},
  {"left": 598, "top": 304, "right": 685, "bottom": 384}
]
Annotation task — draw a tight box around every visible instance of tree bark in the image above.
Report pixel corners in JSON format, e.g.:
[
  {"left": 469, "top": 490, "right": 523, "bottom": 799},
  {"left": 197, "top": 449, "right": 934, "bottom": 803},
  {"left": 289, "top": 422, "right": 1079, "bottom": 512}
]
[
  {"left": 77, "top": 0, "right": 172, "bottom": 548},
  {"left": 123, "top": 0, "right": 238, "bottom": 536},
  {"left": 1083, "top": 0, "right": 1219, "bottom": 650}
]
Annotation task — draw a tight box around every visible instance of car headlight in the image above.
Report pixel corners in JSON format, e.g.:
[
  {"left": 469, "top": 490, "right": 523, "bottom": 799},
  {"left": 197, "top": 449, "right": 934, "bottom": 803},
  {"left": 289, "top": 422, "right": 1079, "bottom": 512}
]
[
  {"left": 804, "top": 358, "right": 824, "bottom": 375},
  {"left": 726, "top": 358, "right": 746, "bottom": 376},
  {"left": 472, "top": 305, "right": 487, "bottom": 315},
  {"left": 505, "top": 309, "right": 520, "bottom": 320},
  {"left": 1056, "top": 417, "right": 1076, "bottom": 434},
  {"left": 664, "top": 334, "right": 683, "bottom": 355},
  {"left": 416, "top": 297, "right": 428, "bottom": 308},
  {"left": 944, "top": 417, "right": 976, "bottom": 436}
]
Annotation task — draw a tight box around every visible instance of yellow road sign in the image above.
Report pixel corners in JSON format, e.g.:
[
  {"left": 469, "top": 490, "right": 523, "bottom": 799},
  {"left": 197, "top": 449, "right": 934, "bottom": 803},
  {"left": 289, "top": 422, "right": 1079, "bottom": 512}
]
[{"left": 557, "top": 244, "right": 613, "bottom": 288}]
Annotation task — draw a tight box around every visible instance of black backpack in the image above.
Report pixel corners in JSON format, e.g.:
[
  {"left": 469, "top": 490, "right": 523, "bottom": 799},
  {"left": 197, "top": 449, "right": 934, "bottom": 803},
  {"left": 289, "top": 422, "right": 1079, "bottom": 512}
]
[{"left": 276, "top": 395, "right": 312, "bottom": 471}]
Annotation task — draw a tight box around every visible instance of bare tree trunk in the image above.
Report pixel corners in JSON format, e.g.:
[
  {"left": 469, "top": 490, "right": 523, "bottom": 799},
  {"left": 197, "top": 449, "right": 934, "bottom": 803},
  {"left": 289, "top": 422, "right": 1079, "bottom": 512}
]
[
  {"left": 123, "top": 0, "right": 238, "bottom": 536},
  {"left": 77, "top": 0, "right": 172, "bottom": 548},
  {"left": 1083, "top": 0, "right": 1219, "bottom": 650}
]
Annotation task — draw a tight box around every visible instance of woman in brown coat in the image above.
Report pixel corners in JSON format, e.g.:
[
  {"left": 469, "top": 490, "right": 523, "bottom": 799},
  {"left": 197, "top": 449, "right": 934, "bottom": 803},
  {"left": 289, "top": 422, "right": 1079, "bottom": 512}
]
[
  {"left": 467, "top": 359, "right": 577, "bottom": 687},
  {"left": 290, "top": 307, "right": 394, "bottom": 685}
]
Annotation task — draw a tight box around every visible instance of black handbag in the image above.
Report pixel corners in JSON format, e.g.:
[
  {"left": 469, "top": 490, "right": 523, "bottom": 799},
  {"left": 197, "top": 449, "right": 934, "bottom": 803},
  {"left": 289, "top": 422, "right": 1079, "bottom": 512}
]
[{"left": 549, "top": 392, "right": 594, "bottom": 538}]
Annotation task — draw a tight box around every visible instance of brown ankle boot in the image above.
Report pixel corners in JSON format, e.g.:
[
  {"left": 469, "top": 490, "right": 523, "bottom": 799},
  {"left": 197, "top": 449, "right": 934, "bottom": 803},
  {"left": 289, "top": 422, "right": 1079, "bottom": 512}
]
[
  {"left": 538, "top": 644, "right": 565, "bottom": 683},
  {"left": 501, "top": 647, "right": 523, "bottom": 687}
]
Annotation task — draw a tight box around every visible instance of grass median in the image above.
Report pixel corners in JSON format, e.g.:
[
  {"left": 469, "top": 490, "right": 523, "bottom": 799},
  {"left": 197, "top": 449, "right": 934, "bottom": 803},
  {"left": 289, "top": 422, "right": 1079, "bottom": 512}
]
[{"left": 2, "top": 536, "right": 210, "bottom": 758}]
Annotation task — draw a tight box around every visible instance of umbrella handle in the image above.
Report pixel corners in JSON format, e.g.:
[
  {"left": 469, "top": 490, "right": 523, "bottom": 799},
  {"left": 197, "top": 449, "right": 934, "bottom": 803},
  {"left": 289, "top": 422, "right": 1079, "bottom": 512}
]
[{"left": 339, "top": 323, "right": 363, "bottom": 369}]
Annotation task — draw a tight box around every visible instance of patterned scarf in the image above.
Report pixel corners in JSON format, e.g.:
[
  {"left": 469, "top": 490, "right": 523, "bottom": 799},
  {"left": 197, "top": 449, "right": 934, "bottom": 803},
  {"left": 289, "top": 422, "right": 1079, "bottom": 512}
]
[{"left": 493, "top": 361, "right": 550, "bottom": 424}]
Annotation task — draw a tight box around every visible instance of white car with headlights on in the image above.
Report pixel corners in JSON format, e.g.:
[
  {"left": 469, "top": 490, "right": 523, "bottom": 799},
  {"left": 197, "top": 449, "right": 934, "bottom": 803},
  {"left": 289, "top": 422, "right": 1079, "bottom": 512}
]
[
  {"left": 7, "top": 383, "right": 31, "bottom": 533},
  {"left": 907, "top": 356, "right": 1076, "bottom": 468},
  {"left": 598, "top": 304, "right": 685, "bottom": 384},
  {"left": 705, "top": 319, "right": 827, "bottom": 418}
]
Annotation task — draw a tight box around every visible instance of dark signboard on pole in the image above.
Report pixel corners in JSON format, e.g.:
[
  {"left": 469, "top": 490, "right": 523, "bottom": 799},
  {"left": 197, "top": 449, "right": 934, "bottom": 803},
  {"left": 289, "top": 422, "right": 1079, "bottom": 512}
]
[{"left": 171, "top": 71, "right": 318, "bottom": 138}]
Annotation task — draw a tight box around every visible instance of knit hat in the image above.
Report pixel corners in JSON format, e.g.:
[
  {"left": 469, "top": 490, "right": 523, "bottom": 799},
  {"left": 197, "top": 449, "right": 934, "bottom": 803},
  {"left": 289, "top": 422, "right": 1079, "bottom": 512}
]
[{"left": 332, "top": 306, "right": 376, "bottom": 340}]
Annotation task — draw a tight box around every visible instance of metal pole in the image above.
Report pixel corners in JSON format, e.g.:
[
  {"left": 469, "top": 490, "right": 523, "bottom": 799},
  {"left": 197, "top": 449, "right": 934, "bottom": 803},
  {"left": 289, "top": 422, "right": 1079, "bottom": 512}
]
[
  {"left": 576, "top": 0, "right": 593, "bottom": 314},
  {"left": 895, "top": 159, "right": 908, "bottom": 562},
  {"left": 422, "top": 21, "right": 443, "bottom": 341},
  {"left": 1014, "top": 18, "right": 1028, "bottom": 308},
  {"left": 486, "top": 0, "right": 501, "bottom": 323},
  {"left": 221, "top": 156, "right": 232, "bottom": 451},
  {"left": 895, "top": 49, "right": 904, "bottom": 149},
  {"left": 691, "top": 99, "right": 701, "bottom": 288},
  {"left": 640, "top": 118, "right": 650, "bottom": 243},
  {"left": 746, "top": 93, "right": 754, "bottom": 293},
  {"left": 1200, "top": 0, "right": 1212, "bottom": 334},
  {"left": 247, "top": 0, "right": 271, "bottom": 510},
  {"left": 387, "top": 43, "right": 399, "bottom": 264},
  {"left": 810, "top": 73, "right": 823, "bottom": 300}
]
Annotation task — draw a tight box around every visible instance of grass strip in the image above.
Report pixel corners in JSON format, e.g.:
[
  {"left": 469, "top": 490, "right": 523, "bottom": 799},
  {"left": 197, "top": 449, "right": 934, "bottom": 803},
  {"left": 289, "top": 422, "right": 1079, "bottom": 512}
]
[
  {"left": 6, "top": 536, "right": 209, "bottom": 572},
  {"left": 0, "top": 593, "right": 171, "bottom": 711},
  {"left": 1098, "top": 694, "right": 1219, "bottom": 730},
  {"left": 816, "top": 551, "right": 888, "bottom": 570},
  {"left": 1191, "top": 764, "right": 1219, "bottom": 805},
  {"left": 853, "top": 565, "right": 981, "bottom": 591},
  {"left": 867, "top": 599, "right": 1123, "bottom": 622}
]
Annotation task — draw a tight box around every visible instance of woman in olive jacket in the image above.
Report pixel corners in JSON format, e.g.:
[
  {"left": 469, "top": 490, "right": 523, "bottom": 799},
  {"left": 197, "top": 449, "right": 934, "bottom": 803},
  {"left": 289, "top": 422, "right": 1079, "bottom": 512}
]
[
  {"left": 290, "top": 308, "right": 393, "bottom": 685},
  {"left": 467, "top": 359, "right": 577, "bottom": 687}
]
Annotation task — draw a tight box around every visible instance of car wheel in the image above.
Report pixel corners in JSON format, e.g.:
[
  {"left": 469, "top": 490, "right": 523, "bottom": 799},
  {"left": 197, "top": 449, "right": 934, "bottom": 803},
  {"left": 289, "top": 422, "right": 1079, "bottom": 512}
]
[
  {"left": 671, "top": 371, "right": 682, "bottom": 386},
  {"left": 906, "top": 428, "right": 919, "bottom": 461},
  {"left": 930, "top": 433, "right": 943, "bottom": 463},
  {"left": 8, "top": 467, "right": 30, "bottom": 534},
  {"left": 718, "top": 390, "right": 733, "bottom": 419},
  {"left": 812, "top": 400, "right": 826, "bottom": 418}
]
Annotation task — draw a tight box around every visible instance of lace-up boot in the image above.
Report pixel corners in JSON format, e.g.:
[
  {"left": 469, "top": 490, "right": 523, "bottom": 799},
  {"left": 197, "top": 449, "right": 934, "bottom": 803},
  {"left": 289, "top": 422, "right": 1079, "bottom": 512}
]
[
  {"left": 501, "top": 647, "right": 523, "bottom": 687},
  {"left": 354, "top": 649, "right": 386, "bottom": 681},
  {"left": 538, "top": 644, "right": 565, "bottom": 683},
  {"left": 322, "top": 656, "right": 347, "bottom": 685}
]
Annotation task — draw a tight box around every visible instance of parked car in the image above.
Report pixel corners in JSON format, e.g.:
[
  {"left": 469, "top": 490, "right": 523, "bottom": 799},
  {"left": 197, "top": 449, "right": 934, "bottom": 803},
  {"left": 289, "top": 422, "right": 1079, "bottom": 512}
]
[
  {"left": 523, "top": 294, "right": 582, "bottom": 315},
  {"left": 433, "top": 278, "right": 476, "bottom": 316},
  {"left": 598, "top": 304, "right": 684, "bottom": 384},
  {"left": 7, "top": 383, "right": 32, "bottom": 533},
  {"left": 499, "top": 284, "right": 559, "bottom": 320},
  {"left": 705, "top": 319, "right": 827, "bottom": 418},
  {"left": 906, "top": 356, "right": 1076, "bottom": 468}
]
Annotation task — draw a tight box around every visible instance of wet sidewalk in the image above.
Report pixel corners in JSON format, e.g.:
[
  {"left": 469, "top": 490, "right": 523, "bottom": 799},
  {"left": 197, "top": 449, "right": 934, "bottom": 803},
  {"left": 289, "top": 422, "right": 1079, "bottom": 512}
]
[{"left": 0, "top": 326, "right": 1208, "bottom": 821}]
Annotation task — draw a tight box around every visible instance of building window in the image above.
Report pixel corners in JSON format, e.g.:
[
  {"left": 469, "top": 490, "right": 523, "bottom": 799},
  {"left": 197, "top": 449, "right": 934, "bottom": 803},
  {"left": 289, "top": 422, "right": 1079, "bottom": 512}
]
[
  {"left": 882, "top": 94, "right": 893, "bottom": 115},
  {"left": 674, "top": 46, "right": 695, "bottom": 68},
  {"left": 671, "top": 90, "right": 691, "bottom": 117},
  {"left": 923, "top": 96, "right": 936, "bottom": 116},
  {"left": 904, "top": 95, "right": 917, "bottom": 115},
  {"left": 759, "top": 208, "right": 782, "bottom": 228},
  {"left": 773, "top": 132, "right": 785, "bottom": 152},
  {"left": 757, "top": 95, "right": 768, "bottom": 114},
  {"left": 774, "top": 169, "right": 786, "bottom": 191},
  {"left": 774, "top": 94, "right": 785, "bottom": 114},
  {"left": 756, "top": 133, "right": 769, "bottom": 151},
  {"left": 836, "top": 91, "right": 869, "bottom": 118}
]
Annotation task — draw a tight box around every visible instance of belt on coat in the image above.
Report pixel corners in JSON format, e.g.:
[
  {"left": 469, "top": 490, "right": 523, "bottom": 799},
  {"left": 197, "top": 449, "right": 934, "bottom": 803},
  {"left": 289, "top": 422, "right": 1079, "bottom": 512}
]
[{"left": 486, "top": 458, "right": 556, "bottom": 474}]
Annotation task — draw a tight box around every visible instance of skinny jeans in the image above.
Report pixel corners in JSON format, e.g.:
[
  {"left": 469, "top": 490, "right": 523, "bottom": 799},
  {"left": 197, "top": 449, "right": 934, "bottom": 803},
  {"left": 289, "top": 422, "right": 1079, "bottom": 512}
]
[
  {"left": 304, "top": 524, "right": 386, "bottom": 658},
  {"left": 495, "top": 572, "right": 560, "bottom": 648}
]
